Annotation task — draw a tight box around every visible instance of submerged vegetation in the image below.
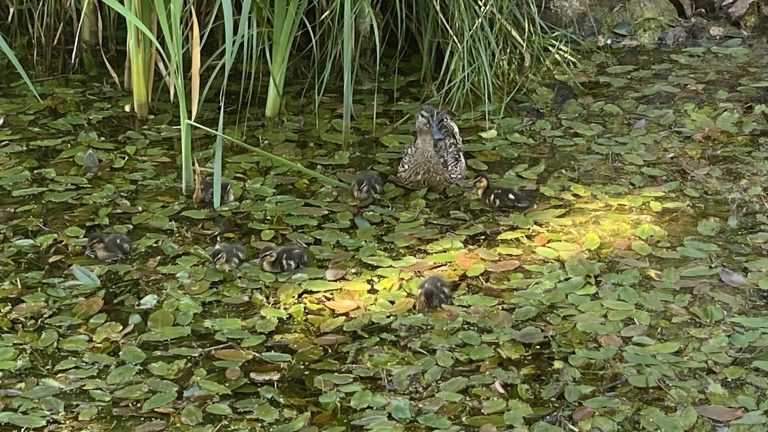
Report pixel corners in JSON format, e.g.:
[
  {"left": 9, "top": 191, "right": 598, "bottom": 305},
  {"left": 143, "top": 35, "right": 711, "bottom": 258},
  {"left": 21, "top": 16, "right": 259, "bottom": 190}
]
[{"left": 2, "top": 0, "right": 768, "bottom": 431}]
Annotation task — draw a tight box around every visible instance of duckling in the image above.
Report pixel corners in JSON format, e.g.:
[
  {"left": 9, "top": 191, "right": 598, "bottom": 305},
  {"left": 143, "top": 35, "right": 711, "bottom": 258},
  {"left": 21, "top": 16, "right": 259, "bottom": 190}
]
[
  {"left": 416, "top": 276, "right": 452, "bottom": 313},
  {"left": 201, "top": 179, "right": 235, "bottom": 205},
  {"left": 211, "top": 242, "right": 246, "bottom": 271},
  {"left": 257, "top": 243, "right": 310, "bottom": 273},
  {"left": 351, "top": 170, "right": 384, "bottom": 200},
  {"left": 473, "top": 174, "right": 530, "bottom": 209},
  {"left": 392, "top": 105, "right": 454, "bottom": 191},
  {"left": 82, "top": 149, "right": 100, "bottom": 174},
  {"left": 86, "top": 232, "right": 131, "bottom": 261}
]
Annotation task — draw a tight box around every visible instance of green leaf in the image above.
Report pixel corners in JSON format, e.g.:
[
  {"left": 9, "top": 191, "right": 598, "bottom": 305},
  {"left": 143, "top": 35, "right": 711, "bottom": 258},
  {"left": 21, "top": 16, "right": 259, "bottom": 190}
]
[
  {"left": 70, "top": 265, "right": 100, "bottom": 287},
  {"left": 198, "top": 379, "right": 231, "bottom": 395},
  {"left": 0, "top": 413, "right": 47, "bottom": 428},
  {"left": 142, "top": 391, "right": 177, "bottom": 412}
]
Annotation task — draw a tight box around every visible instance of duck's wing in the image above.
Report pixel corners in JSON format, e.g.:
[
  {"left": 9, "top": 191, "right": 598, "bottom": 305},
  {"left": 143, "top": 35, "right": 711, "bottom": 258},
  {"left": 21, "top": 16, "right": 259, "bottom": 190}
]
[{"left": 433, "top": 116, "right": 466, "bottom": 183}]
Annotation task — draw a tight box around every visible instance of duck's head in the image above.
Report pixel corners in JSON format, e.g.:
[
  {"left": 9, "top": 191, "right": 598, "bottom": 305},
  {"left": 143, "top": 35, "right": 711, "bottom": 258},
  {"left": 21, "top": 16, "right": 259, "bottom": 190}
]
[
  {"left": 257, "top": 245, "right": 278, "bottom": 264},
  {"left": 472, "top": 175, "right": 489, "bottom": 195},
  {"left": 415, "top": 105, "right": 445, "bottom": 141}
]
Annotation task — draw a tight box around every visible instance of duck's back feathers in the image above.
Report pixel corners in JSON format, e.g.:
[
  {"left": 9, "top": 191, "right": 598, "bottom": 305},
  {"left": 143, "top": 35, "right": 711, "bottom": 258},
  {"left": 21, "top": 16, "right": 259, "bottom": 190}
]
[
  {"left": 432, "top": 111, "right": 466, "bottom": 183},
  {"left": 395, "top": 138, "right": 449, "bottom": 191}
]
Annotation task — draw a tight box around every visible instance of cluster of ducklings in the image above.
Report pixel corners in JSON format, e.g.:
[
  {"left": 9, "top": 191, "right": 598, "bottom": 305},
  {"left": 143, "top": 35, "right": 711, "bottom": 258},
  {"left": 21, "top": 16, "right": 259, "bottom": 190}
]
[
  {"left": 86, "top": 232, "right": 450, "bottom": 312},
  {"left": 86, "top": 232, "right": 310, "bottom": 273},
  {"left": 85, "top": 105, "right": 532, "bottom": 313}
]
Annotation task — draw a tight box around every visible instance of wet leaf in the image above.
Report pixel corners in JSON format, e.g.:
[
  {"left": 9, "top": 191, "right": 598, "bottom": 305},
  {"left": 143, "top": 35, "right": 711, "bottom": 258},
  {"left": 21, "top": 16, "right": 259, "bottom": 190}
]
[
  {"left": 513, "top": 327, "right": 545, "bottom": 344},
  {"left": 486, "top": 260, "right": 520, "bottom": 272},
  {"left": 325, "top": 300, "right": 360, "bottom": 313},
  {"left": 213, "top": 349, "right": 254, "bottom": 361},
  {"left": 719, "top": 268, "right": 753, "bottom": 288},
  {"left": 694, "top": 405, "right": 744, "bottom": 421}
]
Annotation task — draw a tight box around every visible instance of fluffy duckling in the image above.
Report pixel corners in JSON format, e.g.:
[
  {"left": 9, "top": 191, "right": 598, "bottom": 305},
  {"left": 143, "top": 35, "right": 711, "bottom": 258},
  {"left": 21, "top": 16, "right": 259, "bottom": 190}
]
[
  {"left": 416, "top": 276, "right": 452, "bottom": 313},
  {"left": 86, "top": 232, "right": 131, "bottom": 261},
  {"left": 211, "top": 242, "right": 246, "bottom": 271},
  {"left": 257, "top": 243, "right": 310, "bottom": 273},
  {"left": 201, "top": 179, "right": 235, "bottom": 205},
  {"left": 351, "top": 170, "right": 384, "bottom": 200},
  {"left": 472, "top": 174, "right": 530, "bottom": 209}
]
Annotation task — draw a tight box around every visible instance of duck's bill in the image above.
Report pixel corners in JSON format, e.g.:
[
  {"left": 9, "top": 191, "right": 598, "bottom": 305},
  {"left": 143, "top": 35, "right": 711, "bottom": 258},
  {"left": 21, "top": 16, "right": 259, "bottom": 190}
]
[{"left": 430, "top": 123, "right": 445, "bottom": 140}]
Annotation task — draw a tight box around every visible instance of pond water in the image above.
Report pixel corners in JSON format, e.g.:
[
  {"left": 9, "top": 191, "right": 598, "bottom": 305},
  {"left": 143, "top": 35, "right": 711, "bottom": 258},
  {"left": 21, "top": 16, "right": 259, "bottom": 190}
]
[{"left": 1, "top": 39, "right": 768, "bottom": 431}]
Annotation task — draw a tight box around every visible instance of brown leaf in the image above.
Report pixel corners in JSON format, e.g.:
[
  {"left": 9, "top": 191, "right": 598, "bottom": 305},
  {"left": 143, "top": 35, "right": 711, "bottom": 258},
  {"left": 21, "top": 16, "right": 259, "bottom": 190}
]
[
  {"left": 572, "top": 406, "right": 595, "bottom": 422},
  {"left": 533, "top": 234, "right": 549, "bottom": 246},
  {"left": 598, "top": 334, "right": 623, "bottom": 348},
  {"left": 390, "top": 298, "right": 415, "bottom": 315},
  {"left": 612, "top": 238, "right": 632, "bottom": 250},
  {"left": 134, "top": 420, "right": 167, "bottom": 432},
  {"left": 325, "top": 266, "right": 347, "bottom": 281},
  {"left": 455, "top": 250, "right": 481, "bottom": 270},
  {"left": 694, "top": 405, "right": 744, "bottom": 422},
  {"left": 486, "top": 260, "right": 521, "bottom": 272},
  {"left": 213, "top": 349, "right": 254, "bottom": 361},
  {"left": 489, "top": 310, "right": 515, "bottom": 327},
  {"left": 325, "top": 299, "right": 359, "bottom": 314},
  {"left": 479, "top": 424, "right": 497, "bottom": 432},
  {"left": 665, "top": 303, "right": 691, "bottom": 318},
  {"left": 192, "top": 158, "right": 202, "bottom": 203},
  {"left": 313, "top": 334, "right": 350, "bottom": 346},
  {"left": 72, "top": 296, "right": 104, "bottom": 319},
  {"left": 401, "top": 261, "right": 439, "bottom": 273},
  {"left": 225, "top": 367, "right": 242, "bottom": 380},
  {"left": 11, "top": 302, "right": 47, "bottom": 319},
  {"left": 620, "top": 324, "right": 647, "bottom": 337}
]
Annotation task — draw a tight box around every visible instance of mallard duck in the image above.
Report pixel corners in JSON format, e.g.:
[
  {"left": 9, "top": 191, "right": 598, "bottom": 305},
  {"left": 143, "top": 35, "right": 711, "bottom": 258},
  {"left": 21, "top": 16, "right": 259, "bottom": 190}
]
[
  {"left": 351, "top": 170, "right": 384, "bottom": 200},
  {"left": 416, "top": 276, "right": 452, "bottom": 313},
  {"left": 86, "top": 232, "right": 131, "bottom": 261},
  {"left": 473, "top": 174, "right": 530, "bottom": 209},
  {"left": 211, "top": 242, "right": 246, "bottom": 271},
  {"left": 256, "top": 243, "right": 310, "bottom": 273},
  {"left": 393, "top": 105, "right": 466, "bottom": 191},
  {"left": 201, "top": 179, "right": 235, "bottom": 205}
]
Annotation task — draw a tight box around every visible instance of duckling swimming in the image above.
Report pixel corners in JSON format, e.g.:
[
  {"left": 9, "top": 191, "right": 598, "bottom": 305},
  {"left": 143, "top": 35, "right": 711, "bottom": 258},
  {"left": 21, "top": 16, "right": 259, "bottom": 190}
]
[
  {"left": 472, "top": 174, "right": 530, "bottom": 209},
  {"left": 416, "top": 276, "right": 452, "bottom": 313},
  {"left": 82, "top": 149, "right": 100, "bottom": 174},
  {"left": 351, "top": 170, "right": 384, "bottom": 200},
  {"left": 257, "top": 243, "right": 310, "bottom": 273},
  {"left": 201, "top": 179, "right": 235, "bottom": 205},
  {"left": 86, "top": 232, "right": 131, "bottom": 261},
  {"left": 211, "top": 242, "right": 246, "bottom": 271}
]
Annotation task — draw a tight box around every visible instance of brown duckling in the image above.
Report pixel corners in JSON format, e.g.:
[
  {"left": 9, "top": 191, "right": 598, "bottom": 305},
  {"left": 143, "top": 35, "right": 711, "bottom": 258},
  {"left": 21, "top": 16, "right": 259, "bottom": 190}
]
[
  {"left": 201, "top": 179, "right": 235, "bottom": 205},
  {"left": 211, "top": 242, "right": 246, "bottom": 271},
  {"left": 472, "top": 174, "right": 530, "bottom": 209},
  {"left": 86, "top": 232, "right": 131, "bottom": 261},
  {"left": 351, "top": 170, "right": 384, "bottom": 200},
  {"left": 416, "top": 276, "right": 452, "bottom": 313},
  {"left": 256, "top": 243, "right": 310, "bottom": 273}
]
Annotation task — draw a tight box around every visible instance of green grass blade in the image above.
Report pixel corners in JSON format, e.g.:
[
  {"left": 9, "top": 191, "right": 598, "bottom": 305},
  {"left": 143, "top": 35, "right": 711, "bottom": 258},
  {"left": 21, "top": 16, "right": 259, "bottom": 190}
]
[
  {"left": 0, "top": 32, "right": 42, "bottom": 102},
  {"left": 187, "top": 120, "right": 348, "bottom": 189}
]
